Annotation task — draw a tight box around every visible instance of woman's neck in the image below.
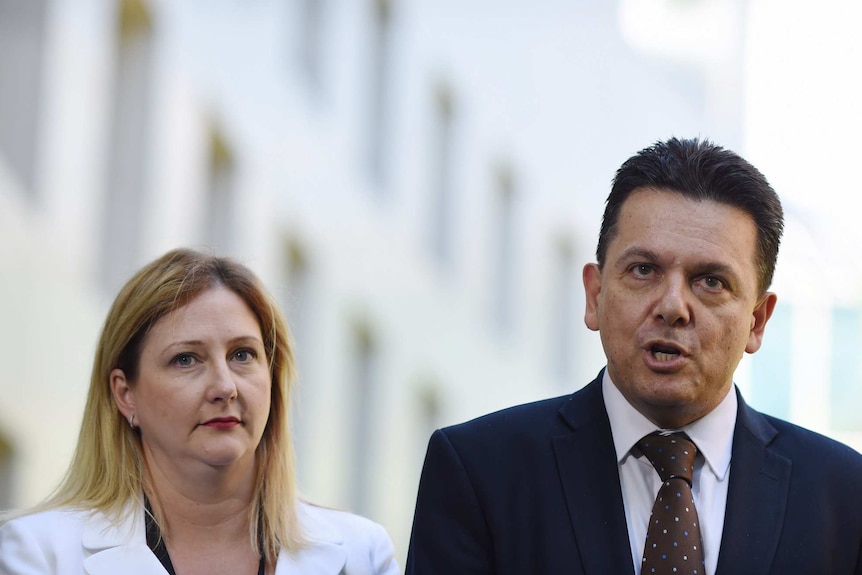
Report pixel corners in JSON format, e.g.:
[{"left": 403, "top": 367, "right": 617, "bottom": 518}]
[{"left": 142, "top": 445, "right": 257, "bottom": 544}]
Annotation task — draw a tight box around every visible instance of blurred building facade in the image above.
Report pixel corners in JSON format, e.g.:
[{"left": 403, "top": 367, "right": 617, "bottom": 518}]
[{"left": 1, "top": 0, "right": 860, "bottom": 563}]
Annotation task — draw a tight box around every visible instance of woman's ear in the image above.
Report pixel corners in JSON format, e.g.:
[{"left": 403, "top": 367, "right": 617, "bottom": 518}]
[{"left": 110, "top": 368, "right": 136, "bottom": 422}]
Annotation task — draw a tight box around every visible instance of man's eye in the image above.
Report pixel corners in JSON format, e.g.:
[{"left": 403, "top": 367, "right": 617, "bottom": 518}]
[
  {"left": 701, "top": 276, "right": 725, "bottom": 290},
  {"left": 633, "top": 264, "right": 653, "bottom": 276}
]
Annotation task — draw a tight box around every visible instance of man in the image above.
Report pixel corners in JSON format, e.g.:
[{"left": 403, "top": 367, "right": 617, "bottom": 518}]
[{"left": 406, "top": 138, "right": 862, "bottom": 575}]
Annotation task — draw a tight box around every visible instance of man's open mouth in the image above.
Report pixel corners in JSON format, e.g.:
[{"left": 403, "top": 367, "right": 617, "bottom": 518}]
[{"left": 651, "top": 344, "right": 681, "bottom": 362}]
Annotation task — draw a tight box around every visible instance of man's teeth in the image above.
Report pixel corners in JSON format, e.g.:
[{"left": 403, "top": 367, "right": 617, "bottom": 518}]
[{"left": 654, "top": 351, "right": 679, "bottom": 362}]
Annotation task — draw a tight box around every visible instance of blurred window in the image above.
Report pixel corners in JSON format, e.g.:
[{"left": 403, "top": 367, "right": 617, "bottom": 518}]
[
  {"left": 101, "top": 0, "right": 155, "bottom": 294},
  {"left": 0, "top": 0, "right": 48, "bottom": 196},
  {"left": 348, "top": 323, "right": 377, "bottom": 515},
  {"left": 416, "top": 382, "right": 441, "bottom": 450},
  {"left": 0, "top": 431, "right": 13, "bottom": 508},
  {"left": 750, "top": 302, "right": 792, "bottom": 419},
  {"left": 282, "top": 239, "right": 311, "bottom": 366},
  {"left": 429, "top": 84, "right": 455, "bottom": 266},
  {"left": 281, "top": 239, "right": 314, "bottom": 485},
  {"left": 297, "top": 0, "right": 324, "bottom": 91},
  {"left": 491, "top": 164, "right": 517, "bottom": 333},
  {"left": 830, "top": 307, "right": 862, "bottom": 432},
  {"left": 366, "top": 0, "right": 392, "bottom": 185},
  {"left": 205, "top": 123, "right": 237, "bottom": 255},
  {"left": 550, "top": 237, "right": 576, "bottom": 385}
]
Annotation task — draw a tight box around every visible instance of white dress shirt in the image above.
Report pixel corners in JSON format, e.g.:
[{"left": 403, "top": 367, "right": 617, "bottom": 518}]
[{"left": 602, "top": 370, "right": 736, "bottom": 575}]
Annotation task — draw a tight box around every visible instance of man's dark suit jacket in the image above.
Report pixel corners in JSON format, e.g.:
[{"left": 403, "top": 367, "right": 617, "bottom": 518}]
[{"left": 406, "top": 372, "right": 862, "bottom": 575}]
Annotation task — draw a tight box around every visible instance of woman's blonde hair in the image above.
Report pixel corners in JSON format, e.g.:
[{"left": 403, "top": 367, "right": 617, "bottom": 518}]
[{"left": 32, "top": 248, "right": 303, "bottom": 560}]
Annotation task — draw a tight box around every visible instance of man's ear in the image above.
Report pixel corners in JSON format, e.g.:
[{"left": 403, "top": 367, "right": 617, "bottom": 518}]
[
  {"left": 745, "top": 291, "right": 778, "bottom": 354},
  {"left": 110, "top": 368, "right": 136, "bottom": 421},
  {"left": 583, "top": 263, "right": 602, "bottom": 332}
]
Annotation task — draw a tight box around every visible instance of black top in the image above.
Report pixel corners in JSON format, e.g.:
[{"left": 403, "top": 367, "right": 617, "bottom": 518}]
[{"left": 144, "top": 496, "right": 265, "bottom": 575}]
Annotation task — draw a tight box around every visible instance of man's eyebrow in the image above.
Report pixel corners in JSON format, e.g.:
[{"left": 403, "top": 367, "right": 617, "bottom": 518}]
[
  {"left": 616, "top": 247, "right": 660, "bottom": 263},
  {"left": 692, "top": 261, "right": 738, "bottom": 278}
]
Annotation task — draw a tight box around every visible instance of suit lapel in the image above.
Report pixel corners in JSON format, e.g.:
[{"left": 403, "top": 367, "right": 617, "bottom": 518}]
[
  {"left": 715, "top": 391, "right": 791, "bottom": 575},
  {"left": 552, "top": 378, "right": 635, "bottom": 575}
]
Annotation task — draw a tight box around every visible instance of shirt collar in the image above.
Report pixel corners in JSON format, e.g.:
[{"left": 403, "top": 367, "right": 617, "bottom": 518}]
[{"left": 602, "top": 369, "right": 736, "bottom": 480}]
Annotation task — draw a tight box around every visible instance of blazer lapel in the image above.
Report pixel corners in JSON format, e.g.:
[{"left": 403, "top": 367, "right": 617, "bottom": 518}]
[
  {"left": 79, "top": 501, "right": 347, "bottom": 575},
  {"left": 81, "top": 507, "right": 168, "bottom": 575},
  {"left": 715, "top": 391, "right": 791, "bottom": 575},
  {"left": 552, "top": 378, "right": 635, "bottom": 575},
  {"left": 275, "top": 503, "right": 348, "bottom": 574},
  {"left": 274, "top": 542, "right": 347, "bottom": 574}
]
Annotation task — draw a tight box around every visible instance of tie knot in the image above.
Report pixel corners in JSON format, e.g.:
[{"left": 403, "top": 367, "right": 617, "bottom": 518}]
[{"left": 636, "top": 432, "right": 697, "bottom": 484}]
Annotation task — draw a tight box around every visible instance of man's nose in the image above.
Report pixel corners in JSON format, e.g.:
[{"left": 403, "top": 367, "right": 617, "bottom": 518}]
[{"left": 655, "top": 276, "right": 691, "bottom": 327}]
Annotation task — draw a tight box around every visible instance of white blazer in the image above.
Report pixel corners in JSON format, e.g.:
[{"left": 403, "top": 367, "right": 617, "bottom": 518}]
[{"left": 0, "top": 501, "right": 400, "bottom": 575}]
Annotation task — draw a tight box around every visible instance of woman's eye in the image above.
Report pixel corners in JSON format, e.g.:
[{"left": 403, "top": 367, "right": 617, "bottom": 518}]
[
  {"left": 173, "top": 354, "right": 195, "bottom": 367},
  {"left": 234, "top": 349, "right": 255, "bottom": 362}
]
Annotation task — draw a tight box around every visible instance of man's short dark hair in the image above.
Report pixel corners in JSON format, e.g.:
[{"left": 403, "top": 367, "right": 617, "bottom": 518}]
[{"left": 597, "top": 137, "right": 784, "bottom": 293}]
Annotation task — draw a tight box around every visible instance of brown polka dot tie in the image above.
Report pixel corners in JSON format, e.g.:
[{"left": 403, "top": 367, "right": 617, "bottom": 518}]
[{"left": 637, "top": 432, "right": 705, "bottom": 575}]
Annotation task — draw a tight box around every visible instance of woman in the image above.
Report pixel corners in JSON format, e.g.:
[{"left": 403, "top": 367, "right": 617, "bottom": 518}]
[{"left": 0, "top": 248, "right": 400, "bottom": 575}]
